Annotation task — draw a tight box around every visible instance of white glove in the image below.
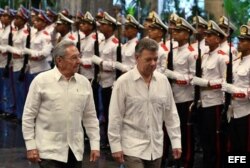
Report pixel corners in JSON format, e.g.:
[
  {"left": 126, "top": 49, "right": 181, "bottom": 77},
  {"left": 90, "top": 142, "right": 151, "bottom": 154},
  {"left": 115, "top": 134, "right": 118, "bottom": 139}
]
[
  {"left": 6, "top": 45, "right": 21, "bottom": 55},
  {"left": 114, "top": 62, "right": 129, "bottom": 72},
  {"left": 102, "top": 61, "right": 113, "bottom": 71},
  {"left": 91, "top": 55, "right": 103, "bottom": 65},
  {"left": 209, "top": 79, "right": 223, "bottom": 86},
  {"left": 0, "top": 45, "right": 7, "bottom": 53},
  {"left": 81, "top": 58, "right": 92, "bottom": 65},
  {"left": 191, "top": 77, "right": 209, "bottom": 87},
  {"left": 221, "top": 82, "right": 237, "bottom": 94},
  {"left": 164, "top": 69, "right": 182, "bottom": 80},
  {"left": 23, "top": 48, "right": 37, "bottom": 56}
]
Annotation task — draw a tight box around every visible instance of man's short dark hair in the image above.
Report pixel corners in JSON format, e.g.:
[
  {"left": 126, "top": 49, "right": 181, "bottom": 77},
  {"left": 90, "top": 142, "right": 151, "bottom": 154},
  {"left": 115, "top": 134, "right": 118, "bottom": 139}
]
[{"left": 135, "top": 38, "right": 159, "bottom": 55}]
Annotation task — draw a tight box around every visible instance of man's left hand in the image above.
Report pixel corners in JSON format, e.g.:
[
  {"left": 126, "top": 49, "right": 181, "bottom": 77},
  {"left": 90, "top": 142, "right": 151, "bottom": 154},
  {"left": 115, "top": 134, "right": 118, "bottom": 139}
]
[
  {"left": 90, "top": 150, "right": 100, "bottom": 162},
  {"left": 172, "top": 148, "right": 182, "bottom": 159}
]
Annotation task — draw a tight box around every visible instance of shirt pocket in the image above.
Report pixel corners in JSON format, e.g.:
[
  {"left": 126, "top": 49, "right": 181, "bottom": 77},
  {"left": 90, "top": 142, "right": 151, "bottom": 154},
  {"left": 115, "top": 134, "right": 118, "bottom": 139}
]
[
  {"left": 206, "top": 62, "right": 216, "bottom": 72},
  {"left": 237, "top": 68, "right": 248, "bottom": 80},
  {"left": 72, "top": 91, "right": 89, "bottom": 112},
  {"left": 151, "top": 96, "right": 167, "bottom": 121},
  {"left": 124, "top": 50, "right": 133, "bottom": 57}
]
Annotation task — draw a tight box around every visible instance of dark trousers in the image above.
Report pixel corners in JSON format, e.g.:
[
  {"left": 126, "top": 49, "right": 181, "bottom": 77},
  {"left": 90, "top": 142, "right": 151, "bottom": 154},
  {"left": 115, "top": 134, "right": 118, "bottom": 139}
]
[
  {"left": 229, "top": 114, "right": 250, "bottom": 153},
  {"left": 124, "top": 155, "right": 162, "bottom": 168},
  {"left": 91, "top": 80, "right": 100, "bottom": 118},
  {"left": 176, "top": 101, "right": 194, "bottom": 168},
  {"left": 200, "top": 105, "right": 223, "bottom": 168},
  {"left": 101, "top": 86, "right": 112, "bottom": 145},
  {"left": 39, "top": 148, "right": 82, "bottom": 168}
]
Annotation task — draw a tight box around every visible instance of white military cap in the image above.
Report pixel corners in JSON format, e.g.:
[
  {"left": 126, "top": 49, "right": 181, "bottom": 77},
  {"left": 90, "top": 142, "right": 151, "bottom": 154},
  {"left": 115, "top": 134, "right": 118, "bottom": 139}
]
[
  {"left": 82, "top": 11, "right": 95, "bottom": 24},
  {"left": 169, "top": 13, "right": 179, "bottom": 24},
  {"left": 145, "top": 11, "right": 157, "bottom": 21},
  {"left": 125, "top": 14, "right": 144, "bottom": 29},
  {"left": 192, "top": 15, "right": 208, "bottom": 28},
  {"left": 206, "top": 20, "right": 227, "bottom": 37},
  {"left": 98, "top": 12, "right": 121, "bottom": 26},
  {"left": 149, "top": 13, "right": 168, "bottom": 31},
  {"left": 56, "top": 12, "right": 74, "bottom": 24},
  {"left": 238, "top": 25, "right": 250, "bottom": 40},
  {"left": 218, "top": 16, "right": 237, "bottom": 32},
  {"left": 175, "top": 17, "right": 197, "bottom": 34}
]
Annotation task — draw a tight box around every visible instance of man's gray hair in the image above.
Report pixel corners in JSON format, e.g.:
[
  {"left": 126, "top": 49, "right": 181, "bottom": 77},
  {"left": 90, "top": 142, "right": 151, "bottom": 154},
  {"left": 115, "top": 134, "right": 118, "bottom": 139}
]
[
  {"left": 135, "top": 38, "right": 159, "bottom": 55},
  {"left": 52, "top": 40, "right": 76, "bottom": 60}
]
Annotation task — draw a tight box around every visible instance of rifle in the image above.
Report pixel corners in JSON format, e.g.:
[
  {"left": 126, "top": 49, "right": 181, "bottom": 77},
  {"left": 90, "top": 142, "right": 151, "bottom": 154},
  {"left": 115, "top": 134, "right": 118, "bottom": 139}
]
[
  {"left": 3, "top": 25, "right": 13, "bottom": 78},
  {"left": 167, "top": 23, "right": 173, "bottom": 84},
  {"left": 116, "top": 24, "right": 122, "bottom": 79},
  {"left": 223, "top": 19, "right": 233, "bottom": 114},
  {"left": 18, "top": 24, "right": 31, "bottom": 81},
  {"left": 93, "top": 20, "right": 100, "bottom": 82},
  {"left": 76, "top": 30, "right": 81, "bottom": 51}
]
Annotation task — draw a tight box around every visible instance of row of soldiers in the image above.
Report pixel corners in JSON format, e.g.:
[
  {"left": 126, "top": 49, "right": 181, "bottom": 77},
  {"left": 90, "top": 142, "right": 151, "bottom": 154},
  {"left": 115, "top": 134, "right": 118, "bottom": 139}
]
[{"left": 0, "top": 5, "right": 249, "bottom": 167}]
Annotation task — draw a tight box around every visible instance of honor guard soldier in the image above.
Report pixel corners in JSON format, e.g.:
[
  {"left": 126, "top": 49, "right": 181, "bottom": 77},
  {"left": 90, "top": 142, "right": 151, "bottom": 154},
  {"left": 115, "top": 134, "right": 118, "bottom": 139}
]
[
  {"left": 192, "top": 15, "right": 209, "bottom": 56},
  {"left": 55, "top": 13, "right": 77, "bottom": 44},
  {"left": 30, "top": 7, "right": 40, "bottom": 35},
  {"left": 191, "top": 20, "right": 228, "bottom": 168},
  {"left": 91, "top": 11, "right": 121, "bottom": 149},
  {"left": 222, "top": 25, "right": 250, "bottom": 155},
  {"left": 165, "top": 13, "right": 179, "bottom": 50},
  {"left": 4, "top": 6, "right": 30, "bottom": 120},
  {"left": 0, "top": 6, "right": 16, "bottom": 118},
  {"left": 78, "top": 11, "right": 101, "bottom": 117},
  {"left": 143, "top": 10, "right": 157, "bottom": 38},
  {"left": 148, "top": 13, "right": 169, "bottom": 73},
  {"left": 22, "top": 11, "right": 52, "bottom": 84},
  {"left": 46, "top": 8, "right": 58, "bottom": 47},
  {"left": 165, "top": 17, "right": 197, "bottom": 168},
  {"left": 218, "top": 16, "right": 238, "bottom": 59},
  {"left": 120, "top": 14, "right": 144, "bottom": 71}
]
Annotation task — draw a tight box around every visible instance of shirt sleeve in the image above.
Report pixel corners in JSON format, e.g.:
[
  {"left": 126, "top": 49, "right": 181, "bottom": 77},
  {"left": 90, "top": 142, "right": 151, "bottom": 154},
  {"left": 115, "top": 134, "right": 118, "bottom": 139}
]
[
  {"left": 82, "top": 81, "right": 100, "bottom": 151},
  {"left": 108, "top": 79, "right": 126, "bottom": 153},
  {"left": 22, "top": 78, "right": 41, "bottom": 150},
  {"left": 164, "top": 79, "right": 182, "bottom": 149}
]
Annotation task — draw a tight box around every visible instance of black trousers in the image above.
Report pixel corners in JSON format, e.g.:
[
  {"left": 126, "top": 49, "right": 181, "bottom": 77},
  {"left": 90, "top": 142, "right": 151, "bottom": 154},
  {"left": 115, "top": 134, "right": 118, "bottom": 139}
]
[
  {"left": 200, "top": 105, "right": 223, "bottom": 168},
  {"left": 38, "top": 148, "right": 82, "bottom": 168},
  {"left": 176, "top": 101, "right": 194, "bottom": 168},
  {"left": 229, "top": 114, "right": 250, "bottom": 153},
  {"left": 101, "top": 86, "right": 112, "bottom": 145}
]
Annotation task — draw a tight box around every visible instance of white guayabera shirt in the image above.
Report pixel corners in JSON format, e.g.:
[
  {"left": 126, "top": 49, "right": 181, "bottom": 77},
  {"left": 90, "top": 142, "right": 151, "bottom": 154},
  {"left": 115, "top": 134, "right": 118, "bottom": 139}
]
[{"left": 108, "top": 67, "right": 181, "bottom": 160}]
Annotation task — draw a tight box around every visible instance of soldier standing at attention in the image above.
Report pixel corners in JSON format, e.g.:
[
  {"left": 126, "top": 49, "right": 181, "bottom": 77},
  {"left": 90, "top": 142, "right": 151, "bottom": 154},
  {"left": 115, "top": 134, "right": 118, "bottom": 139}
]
[
  {"left": 22, "top": 11, "right": 52, "bottom": 85},
  {"left": 148, "top": 13, "right": 169, "bottom": 73},
  {"left": 191, "top": 20, "right": 228, "bottom": 168},
  {"left": 91, "top": 12, "right": 121, "bottom": 149},
  {"left": 222, "top": 24, "right": 250, "bottom": 156},
  {"left": 165, "top": 17, "right": 197, "bottom": 168}
]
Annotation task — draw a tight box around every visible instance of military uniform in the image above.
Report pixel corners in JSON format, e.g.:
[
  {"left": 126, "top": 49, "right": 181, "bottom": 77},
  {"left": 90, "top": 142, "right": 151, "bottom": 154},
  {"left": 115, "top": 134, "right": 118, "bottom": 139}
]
[
  {"left": 222, "top": 25, "right": 250, "bottom": 154},
  {"left": 23, "top": 11, "right": 52, "bottom": 85},
  {"left": 6, "top": 7, "right": 29, "bottom": 120},
  {"left": 0, "top": 7, "right": 15, "bottom": 116},
  {"left": 192, "top": 20, "right": 228, "bottom": 168},
  {"left": 121, "top": 14, "right": 143, "bottom": 71}
]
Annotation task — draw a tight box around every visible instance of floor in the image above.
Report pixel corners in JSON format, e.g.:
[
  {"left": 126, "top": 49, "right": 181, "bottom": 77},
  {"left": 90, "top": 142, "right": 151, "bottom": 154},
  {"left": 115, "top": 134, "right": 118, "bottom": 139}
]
[{"left": 0, "top": 117, "right": 203, "bottom": 168}]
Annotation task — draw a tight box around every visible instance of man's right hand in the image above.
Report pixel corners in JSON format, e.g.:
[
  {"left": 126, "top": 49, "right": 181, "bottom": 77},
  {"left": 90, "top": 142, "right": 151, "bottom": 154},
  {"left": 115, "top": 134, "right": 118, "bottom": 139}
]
[
  {"left": 27, "top": 149, "right": 41, "bottom": 163},
  {"left": 112, "top": 151, "right": 124, "bottom": 163}
]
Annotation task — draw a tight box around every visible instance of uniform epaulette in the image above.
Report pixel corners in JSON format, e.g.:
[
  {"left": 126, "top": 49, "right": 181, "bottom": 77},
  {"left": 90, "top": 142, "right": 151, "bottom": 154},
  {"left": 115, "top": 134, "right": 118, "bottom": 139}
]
[
  {"left": 161, "top": 43, "right": 168, "bottom": 51},
  {"left": 43, "top": 31, "right": 49, "bottom": 35},
  {"left": 92, "top": 34, "right": 96, "bottom": 39},
  {"left": 68, "top": 34, "right": 75, "bottom": 40},
  {"left": 218, "top": 50, "right": 226, "bottom": 55},
  {"left": 112, "top": 37, "right": 119, "bottom": 44},
  {"left": 188, "top": 45, "right": 195, "bottom": 51},
  {"left": 23, "top": 29, "right": 29, "bottom": 34}
]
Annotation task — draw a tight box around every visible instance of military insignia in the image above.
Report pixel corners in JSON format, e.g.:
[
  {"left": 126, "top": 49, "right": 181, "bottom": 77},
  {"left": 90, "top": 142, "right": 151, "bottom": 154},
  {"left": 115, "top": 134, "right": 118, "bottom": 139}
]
[
  {"left": 208, "top": 21, "right": 212, "bottom": 30},
  {"left": 219, "top": 17, "right": 224, "bottom": 24},
  {"left": 176, "top": 18, "right": 182, "bottom": 26},
  {"left": 240, "top": 26, "right": 247, "bottom": 35}
]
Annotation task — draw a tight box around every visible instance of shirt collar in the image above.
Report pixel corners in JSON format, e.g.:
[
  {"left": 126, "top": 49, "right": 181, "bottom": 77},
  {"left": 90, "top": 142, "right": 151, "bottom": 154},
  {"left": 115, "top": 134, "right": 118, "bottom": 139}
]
[
  {"left": 132, "top": 66, "right": 157, "bottom": 81},
  {"left": 53, "top": 66, "right": 76, "bottom": 82},
  {"left": 178, "top": 43, "right": 189, "bottom": 51}
]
